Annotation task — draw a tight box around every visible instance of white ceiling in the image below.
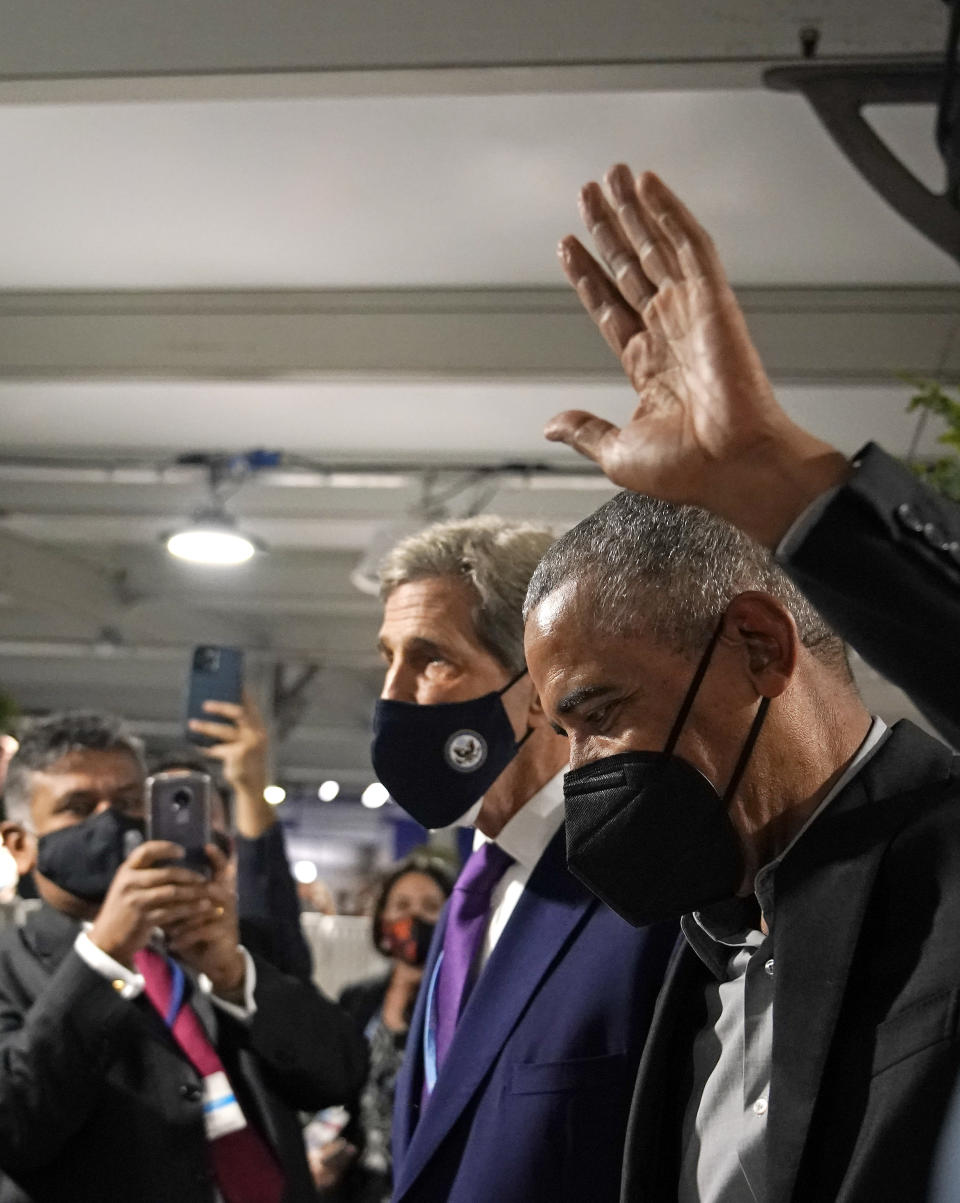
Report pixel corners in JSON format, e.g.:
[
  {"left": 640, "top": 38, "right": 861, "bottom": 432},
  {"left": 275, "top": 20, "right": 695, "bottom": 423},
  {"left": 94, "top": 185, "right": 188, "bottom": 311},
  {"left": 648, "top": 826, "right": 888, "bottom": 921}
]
[
  {"left": 0, "top": 90, "right": 952, "bottom": 290},
  {"left": 0, "top": 379, "right": 941, "bottom": 466},
  {"left": 0, "top": 22, "right": 956, "bottom": 787}
]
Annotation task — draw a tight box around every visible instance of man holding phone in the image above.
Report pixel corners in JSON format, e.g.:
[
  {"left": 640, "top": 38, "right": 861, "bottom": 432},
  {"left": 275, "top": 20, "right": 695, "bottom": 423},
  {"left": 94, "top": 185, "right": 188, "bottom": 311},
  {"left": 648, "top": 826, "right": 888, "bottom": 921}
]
[{"left": 0, "top": 710, "right": 368, "bottom": 1203}]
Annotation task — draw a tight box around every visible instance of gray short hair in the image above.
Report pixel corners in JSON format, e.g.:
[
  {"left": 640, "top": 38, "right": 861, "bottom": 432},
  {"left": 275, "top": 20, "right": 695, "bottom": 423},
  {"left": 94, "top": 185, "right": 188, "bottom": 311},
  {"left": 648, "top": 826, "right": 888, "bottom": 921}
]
[
  {"left": 380, "top": 515, "right": 556, "bottom": 674},
  {"left": 524, "top": 492, "right": 849, "bottom": 677},
  {"left": 4, "top": 711, "right": 146, "bottom": 826}
]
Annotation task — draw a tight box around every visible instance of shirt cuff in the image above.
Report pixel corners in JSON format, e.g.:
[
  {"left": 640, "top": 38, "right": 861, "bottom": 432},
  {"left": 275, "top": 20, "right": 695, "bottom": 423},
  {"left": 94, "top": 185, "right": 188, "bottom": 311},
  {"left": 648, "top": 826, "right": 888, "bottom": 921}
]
[
  {"left": 200, "top": 946, "right": 257, "bottom": 1021},
  {"left": 74, "top": 931, "right": 145, "bottom": 1000}
]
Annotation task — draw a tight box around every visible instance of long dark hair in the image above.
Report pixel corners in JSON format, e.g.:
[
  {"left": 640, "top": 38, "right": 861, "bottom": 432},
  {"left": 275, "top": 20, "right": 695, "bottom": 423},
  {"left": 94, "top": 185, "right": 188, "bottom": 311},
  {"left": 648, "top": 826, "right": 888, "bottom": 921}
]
[{"left": 371, "top": 852, "right": 456, "bottom": 954}]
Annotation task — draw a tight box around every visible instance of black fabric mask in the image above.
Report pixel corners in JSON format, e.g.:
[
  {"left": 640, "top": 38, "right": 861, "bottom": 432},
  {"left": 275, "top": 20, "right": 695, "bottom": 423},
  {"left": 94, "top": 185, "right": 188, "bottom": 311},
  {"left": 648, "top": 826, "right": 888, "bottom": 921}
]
[
  {"left": 371, "top": 670, "right": 532, "bottom": 828},
  {"left": 563, "top": 624, "right": 770, "bottom": 927},
  {"left": 377, "top": 914, "right": 436, "bottom": 967},
  {"left": 36, "top": 808, "right": 146, "bottom": 903}
]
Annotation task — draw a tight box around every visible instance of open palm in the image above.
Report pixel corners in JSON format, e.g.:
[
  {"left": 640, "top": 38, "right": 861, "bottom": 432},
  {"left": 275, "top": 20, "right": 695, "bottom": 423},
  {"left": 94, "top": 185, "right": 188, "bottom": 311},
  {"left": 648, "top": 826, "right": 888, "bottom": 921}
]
[{"left": 550, "top": 167, "right": 845, "bottom": 544}]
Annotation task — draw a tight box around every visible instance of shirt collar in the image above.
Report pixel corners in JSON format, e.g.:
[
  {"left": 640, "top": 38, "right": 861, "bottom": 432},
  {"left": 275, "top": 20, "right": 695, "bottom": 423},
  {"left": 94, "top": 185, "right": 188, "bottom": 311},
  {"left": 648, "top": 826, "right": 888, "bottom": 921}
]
[{"left": 472, "top": 771, "right": 566, "bottom": 872}]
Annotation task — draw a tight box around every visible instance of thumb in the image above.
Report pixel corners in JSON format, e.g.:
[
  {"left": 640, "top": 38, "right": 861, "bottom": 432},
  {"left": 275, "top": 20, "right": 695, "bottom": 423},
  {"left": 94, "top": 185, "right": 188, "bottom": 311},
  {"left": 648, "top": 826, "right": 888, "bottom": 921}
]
[{"left": 544, "top": 409, "right": 620, "bottom": 469}]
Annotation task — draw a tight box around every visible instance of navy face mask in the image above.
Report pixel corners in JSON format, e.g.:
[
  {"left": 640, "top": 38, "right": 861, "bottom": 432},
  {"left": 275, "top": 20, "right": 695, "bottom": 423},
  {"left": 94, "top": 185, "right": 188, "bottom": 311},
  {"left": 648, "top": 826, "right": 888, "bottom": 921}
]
[
  {"left": 563, "top": 624, "right": 769, "bottom": 928},
  {"left": 371, "top": 670, "right": 532, "bottom": 828},
  {"left": 36, "top": 808, "right": 146, "bottom": 903}
]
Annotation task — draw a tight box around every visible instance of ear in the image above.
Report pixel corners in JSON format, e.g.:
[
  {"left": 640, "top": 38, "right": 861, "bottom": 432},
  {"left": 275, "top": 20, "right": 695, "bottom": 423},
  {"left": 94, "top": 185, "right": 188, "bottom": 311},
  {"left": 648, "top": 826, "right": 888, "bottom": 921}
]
[
  {"left": 0, "top": 821, "right": 36, "bottom": 876},
  {"left": 720, "top": 592, "right": 799, "bottom": 699}
]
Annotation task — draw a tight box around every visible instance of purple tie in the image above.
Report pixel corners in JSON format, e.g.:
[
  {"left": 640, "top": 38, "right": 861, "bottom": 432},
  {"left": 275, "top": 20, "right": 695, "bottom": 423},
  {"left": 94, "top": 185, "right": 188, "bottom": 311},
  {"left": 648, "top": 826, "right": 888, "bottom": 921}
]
[{"left": 434, "top": 841, "right": 514, "bottom": 1072}]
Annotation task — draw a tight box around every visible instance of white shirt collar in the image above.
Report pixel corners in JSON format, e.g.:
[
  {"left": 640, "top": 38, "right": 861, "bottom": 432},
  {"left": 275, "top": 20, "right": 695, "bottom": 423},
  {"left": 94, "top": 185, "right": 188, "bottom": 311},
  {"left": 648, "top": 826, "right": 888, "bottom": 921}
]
[{"left": 472, "top": 772, "right": 566, "bottom": 872}]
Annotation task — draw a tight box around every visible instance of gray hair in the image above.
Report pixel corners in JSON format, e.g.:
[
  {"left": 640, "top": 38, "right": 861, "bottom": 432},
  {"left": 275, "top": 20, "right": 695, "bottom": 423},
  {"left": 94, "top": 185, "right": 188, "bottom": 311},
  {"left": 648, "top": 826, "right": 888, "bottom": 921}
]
[
  {"left": 380, "top": 515, "right": 556, "bottom": 674},
  {"left": 523, "top": 492, "right": 849, "bottom": 677},
  {"left": 4, "top": 711, "right": 146, "bottom": 826}
]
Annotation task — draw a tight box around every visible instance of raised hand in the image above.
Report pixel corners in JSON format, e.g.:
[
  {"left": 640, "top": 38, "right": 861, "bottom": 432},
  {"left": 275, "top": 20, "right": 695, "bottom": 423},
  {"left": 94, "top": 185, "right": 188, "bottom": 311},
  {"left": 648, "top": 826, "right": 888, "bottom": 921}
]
[
  {"left": 549, "top": 166, "right": 850, "bottom": 547},
  {"left": 188, "top": 689, "right": 273, "bottom": 838}
]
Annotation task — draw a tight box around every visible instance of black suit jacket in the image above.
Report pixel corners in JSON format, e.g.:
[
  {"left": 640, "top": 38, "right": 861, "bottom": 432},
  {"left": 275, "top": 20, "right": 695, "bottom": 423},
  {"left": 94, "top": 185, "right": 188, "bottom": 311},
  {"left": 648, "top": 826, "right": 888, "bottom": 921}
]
[
  {"left": 0, "top": 904, "right": 368, "bottom": 1203},
  {"left": 779, "top": 441, "right": 960, "bottom": 748},
  {"left": 622, "top": 721, "right": 960, "bottom": 1202}
]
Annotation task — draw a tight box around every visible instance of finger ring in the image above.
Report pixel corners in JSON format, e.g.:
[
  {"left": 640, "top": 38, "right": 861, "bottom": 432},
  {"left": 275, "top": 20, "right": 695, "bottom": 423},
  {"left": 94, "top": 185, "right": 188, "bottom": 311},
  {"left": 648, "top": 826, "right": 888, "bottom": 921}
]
[{"left": 215, "top": 906, "right": 225, "bottom": 917}]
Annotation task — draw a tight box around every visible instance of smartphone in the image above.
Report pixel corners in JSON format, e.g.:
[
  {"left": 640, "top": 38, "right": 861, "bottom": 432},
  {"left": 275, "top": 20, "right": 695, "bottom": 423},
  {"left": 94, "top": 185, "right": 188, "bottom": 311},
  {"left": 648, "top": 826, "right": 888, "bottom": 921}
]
[
  {"left": 146, "top": 770, "right": 212, "bottom": 876},
  {"left": 185, "top": 645, "right": 244, "bottom": 746}
]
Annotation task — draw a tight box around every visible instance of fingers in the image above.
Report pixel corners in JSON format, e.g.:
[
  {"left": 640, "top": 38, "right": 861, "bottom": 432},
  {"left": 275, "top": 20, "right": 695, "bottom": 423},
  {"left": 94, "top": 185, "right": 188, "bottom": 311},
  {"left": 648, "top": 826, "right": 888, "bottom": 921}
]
[
  {"left": 543, "top": 410, "right": 622, "bottom": 472},
  {"left": 603, "top": 164, "right": 681, "bottom": 289},
  {"left": 188, "top": 718, "right": 239, "bottom": 742},
  {"left": 558, "top": 236, "right": 643, "bottom": 358},
  {"left": 636, "top": 171, "right": 724, "bottom": 284},
  {"left": 124, "top": 840, "right": 188, "bottom": 870},
  {"left": 204, "top": 843, "right": 229, "bottom": 881},
  {"left": 578, "top": 181, "right": 656, "bottom": 311}
]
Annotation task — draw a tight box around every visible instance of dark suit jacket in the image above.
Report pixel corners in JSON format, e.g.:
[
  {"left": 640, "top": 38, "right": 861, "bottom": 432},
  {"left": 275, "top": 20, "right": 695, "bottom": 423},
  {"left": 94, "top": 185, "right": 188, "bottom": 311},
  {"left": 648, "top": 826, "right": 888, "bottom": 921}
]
[
  {"left": 339, "top": 972, "right": 391, "bottom": 1037},
  {"left": 236, "top": 822, "right": 313, "bottom": 981},
  {"left": 779, "top": 441, "right": 960, "bottom": 748},
  {"left": 622, "top": 720, "right": 960, "bottom": 1203},
  {"left": 0, "top": 904, "right": 368, "bottom": 1203},
  {"left": 391, "top": 830, "right": 677, "bottom": 1203}
]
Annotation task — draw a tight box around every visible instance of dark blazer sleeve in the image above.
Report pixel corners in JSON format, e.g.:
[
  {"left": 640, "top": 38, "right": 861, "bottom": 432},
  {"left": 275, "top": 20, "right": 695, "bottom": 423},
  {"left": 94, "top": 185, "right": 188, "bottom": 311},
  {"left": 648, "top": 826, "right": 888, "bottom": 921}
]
[
  {"left": 0, "top": 944, "right": 142, "bottom": 1172},
  {"left": 235, "top": 822, "right": 313, "bottom": 982},
  {"left": 778, "top": 442, "right": 960, "bottom": 749},
  {"left": 218, "top": 952, "right": 369, "bottom": 1111},
  {"left": 338, "top": 973, "right": 390, "bottom": 1036}
]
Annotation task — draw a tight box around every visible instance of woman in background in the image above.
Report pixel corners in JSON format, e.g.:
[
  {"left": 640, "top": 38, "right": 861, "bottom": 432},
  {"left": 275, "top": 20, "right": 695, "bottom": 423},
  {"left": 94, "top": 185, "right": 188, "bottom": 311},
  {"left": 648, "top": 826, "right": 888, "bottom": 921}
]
[{"left": 313, "top": 852, "right": 454, "bottom": 1202}]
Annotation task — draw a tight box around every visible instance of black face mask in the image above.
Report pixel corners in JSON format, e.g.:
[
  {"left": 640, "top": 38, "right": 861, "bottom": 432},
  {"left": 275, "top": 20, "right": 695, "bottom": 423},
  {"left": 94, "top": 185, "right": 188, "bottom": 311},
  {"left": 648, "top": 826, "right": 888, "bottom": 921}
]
[
  {"left": 377, "top": 915, "right": 437, "bottom": 968},
  {"left": 36, "top": 808, "right": 146, "bottom": 903},
  {"left": 563, "top": 624, "right": 770, "bottom": 927},
  {"left": 371, "top": 670, "right": 532, "bottom": 829}
]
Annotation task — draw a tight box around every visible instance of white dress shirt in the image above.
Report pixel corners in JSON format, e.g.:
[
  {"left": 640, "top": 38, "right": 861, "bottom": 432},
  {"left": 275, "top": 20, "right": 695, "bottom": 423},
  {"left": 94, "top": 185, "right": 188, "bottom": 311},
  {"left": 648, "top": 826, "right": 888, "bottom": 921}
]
[
  {"left": 472, "top": 771, "right": 566, "bottom": 970},
  {"left": 75, "top": 927, "right": 258, "bottom": 1020}
]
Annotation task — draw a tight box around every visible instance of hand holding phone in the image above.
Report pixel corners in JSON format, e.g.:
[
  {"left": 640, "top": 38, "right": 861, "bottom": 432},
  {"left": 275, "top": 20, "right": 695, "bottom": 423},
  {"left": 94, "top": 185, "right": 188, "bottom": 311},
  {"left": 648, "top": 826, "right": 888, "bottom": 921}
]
[{"left": 186, "top": 646, "right": 244, "bottom": 747}]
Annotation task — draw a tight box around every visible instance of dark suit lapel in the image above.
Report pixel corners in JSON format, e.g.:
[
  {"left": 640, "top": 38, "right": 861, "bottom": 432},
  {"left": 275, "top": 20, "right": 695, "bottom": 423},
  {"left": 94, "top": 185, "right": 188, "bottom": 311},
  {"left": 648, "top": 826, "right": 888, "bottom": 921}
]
[
  {"left": 767, "top": 721, "right": 956, "bottom": 1202},
  {"left": 394, "top": 831, "right": 596, "bottom": 1199},
  {"left": 22, "top": 903, "right": 84, "bottom": 970},
  {"left": 621, "top": 935, "right": 701, "bottom": 1203}
]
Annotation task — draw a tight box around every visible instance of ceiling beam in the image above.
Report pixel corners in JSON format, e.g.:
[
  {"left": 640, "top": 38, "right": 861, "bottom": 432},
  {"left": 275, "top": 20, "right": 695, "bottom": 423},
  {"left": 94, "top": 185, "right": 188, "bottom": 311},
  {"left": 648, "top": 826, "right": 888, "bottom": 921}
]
[
  {"left": 0, "top": 1, "right": 943, "bottom": 97},
  {"left": 0, "top": 286, "right": 957, "bottom": 384},
  {"left": 0, "top": 530, "right": 265, "bottom": 647}
]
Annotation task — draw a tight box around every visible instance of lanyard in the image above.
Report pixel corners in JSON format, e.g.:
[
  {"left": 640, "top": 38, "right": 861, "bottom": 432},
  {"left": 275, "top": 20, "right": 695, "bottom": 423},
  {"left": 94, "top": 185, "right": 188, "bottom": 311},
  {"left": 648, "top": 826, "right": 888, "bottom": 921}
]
[
  {"left": 165, "top": 958, "right": 186, "bottom": 1028},
  {"left": 422, "top": 950, "right": 444, "bottom": 1095}
]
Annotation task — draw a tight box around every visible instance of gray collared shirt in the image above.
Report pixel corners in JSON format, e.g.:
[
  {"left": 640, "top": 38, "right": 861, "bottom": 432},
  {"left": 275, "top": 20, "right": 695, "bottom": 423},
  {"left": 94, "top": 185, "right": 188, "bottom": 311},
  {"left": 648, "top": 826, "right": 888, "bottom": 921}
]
[{"left": 677, "top": 716, "right": 888, "bottom": 1203}]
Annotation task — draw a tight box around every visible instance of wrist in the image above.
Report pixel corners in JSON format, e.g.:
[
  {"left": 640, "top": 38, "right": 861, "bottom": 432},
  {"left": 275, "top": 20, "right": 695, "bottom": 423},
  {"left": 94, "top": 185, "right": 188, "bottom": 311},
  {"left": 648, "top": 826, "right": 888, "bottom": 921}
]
[
  {"left": 86, "top": 923, "right": 137, "bottom": 971},
  {"left": 232, "top": 784, "right": 275, "bottom": 838},
  {"left": 209, "top": 947, "right": 246, "bottom": 1000},
  {"left": 715, "top": 425, "right": 852, "bottom": 549}
]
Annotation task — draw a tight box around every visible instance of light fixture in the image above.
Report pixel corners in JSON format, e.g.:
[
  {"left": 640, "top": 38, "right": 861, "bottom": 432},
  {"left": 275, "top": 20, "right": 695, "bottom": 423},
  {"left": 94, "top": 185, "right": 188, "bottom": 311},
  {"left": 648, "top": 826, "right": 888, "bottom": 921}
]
[
  {"left": 165, "top": 508, "right": 259, "bottom": 566},
  {"left": 164, "top": 454, "right": 265, "bottom": 566},
  {"left": 318, "top": 780, "right": 340, "bottom": 802},
  {"left": 292, "top": 860, "right": 319, "bottom": 884},
  {"left": 361, "top": 782, "right": 390, "bottom": 809},
  {"left": 263, "top": 785, "right": 287, "bottom": 806}
]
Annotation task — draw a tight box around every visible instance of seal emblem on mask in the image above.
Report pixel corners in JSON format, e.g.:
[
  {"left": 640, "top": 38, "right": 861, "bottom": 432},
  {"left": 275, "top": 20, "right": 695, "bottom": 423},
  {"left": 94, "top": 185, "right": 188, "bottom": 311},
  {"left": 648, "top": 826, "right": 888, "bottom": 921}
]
[{"left": 445, "top": 730, "right": 488, "bottom": 773}]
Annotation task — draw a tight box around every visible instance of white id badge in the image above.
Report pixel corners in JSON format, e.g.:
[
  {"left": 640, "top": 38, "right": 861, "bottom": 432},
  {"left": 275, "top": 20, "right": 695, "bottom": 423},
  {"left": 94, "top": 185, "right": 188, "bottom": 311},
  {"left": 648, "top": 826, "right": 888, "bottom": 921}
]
[{"left": 202, "top": 1070, "right": 247, "bottom": 1141}]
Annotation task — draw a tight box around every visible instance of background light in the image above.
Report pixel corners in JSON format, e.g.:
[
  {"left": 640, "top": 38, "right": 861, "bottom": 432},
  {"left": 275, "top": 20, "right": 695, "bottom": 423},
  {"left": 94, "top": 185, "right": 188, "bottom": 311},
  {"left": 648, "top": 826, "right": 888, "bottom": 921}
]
[
  {"left": 292, "top": 860, "right": 319, "bottom": 884},
  {"left": 263, "top": 784, "right": 286, "bottom": 806},
  {"left": 318, "top": 780, "right": 340, "bottom": 802},
  {"left": 361, "top": 782, "right": 390, "bottom": 809},
  {"left": 166, "top": 526, "right": 257, "bottom": 565}
]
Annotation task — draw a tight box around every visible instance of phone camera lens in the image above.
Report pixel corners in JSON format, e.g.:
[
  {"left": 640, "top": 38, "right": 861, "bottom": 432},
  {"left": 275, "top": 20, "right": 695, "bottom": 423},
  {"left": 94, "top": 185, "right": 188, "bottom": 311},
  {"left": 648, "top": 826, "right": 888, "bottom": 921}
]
[
  {"left": 196, "top": 647, "right": 220, "bottom": 673},
  {"left": 172, "top": 788, "right": 192, "bottom": 810}
]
